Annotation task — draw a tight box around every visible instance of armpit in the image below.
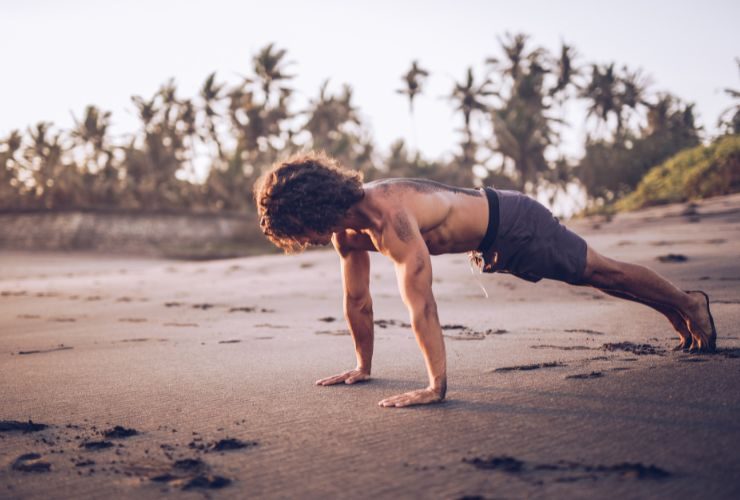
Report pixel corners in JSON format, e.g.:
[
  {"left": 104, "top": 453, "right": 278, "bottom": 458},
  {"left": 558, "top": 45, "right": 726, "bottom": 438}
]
[{"left": 393, "top": 211, "right": 414, "bottom": 243}]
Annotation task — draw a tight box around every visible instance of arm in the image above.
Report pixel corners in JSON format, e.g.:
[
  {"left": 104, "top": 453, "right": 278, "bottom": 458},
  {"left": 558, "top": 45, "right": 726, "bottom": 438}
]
[
  {"left": 378, "top": 210, "right": 447, "bottom": 407},
  {"left": 315, "top": 237, "right": 374, "bottom": 386}
]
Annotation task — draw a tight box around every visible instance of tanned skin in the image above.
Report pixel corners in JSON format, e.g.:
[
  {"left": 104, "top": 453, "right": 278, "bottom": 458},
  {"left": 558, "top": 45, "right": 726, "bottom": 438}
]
[{"left": 311, "top": 178, "right": 716, "bottom": 408}]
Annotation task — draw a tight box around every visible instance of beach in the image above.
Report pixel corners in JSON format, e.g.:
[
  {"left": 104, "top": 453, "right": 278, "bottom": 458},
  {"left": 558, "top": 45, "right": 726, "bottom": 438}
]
[{"left": 1, "top": 194, "right": 739, "bottom": 499}]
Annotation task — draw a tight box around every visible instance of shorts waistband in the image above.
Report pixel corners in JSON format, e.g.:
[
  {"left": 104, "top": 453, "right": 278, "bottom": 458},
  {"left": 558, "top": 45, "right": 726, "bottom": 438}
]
[{"left": 477, "top": 187, "right": 500, "bottom": 253}]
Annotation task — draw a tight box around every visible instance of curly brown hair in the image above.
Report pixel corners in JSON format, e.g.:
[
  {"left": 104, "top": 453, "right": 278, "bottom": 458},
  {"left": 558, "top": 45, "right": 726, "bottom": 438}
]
[{"left": 254, "top": 151, "right": 365, "bottom": 253}]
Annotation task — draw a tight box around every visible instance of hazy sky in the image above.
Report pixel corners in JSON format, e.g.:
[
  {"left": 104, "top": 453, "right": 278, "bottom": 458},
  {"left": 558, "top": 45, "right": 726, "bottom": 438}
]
[{"left": 2, "top": 0, "right": 738, "bottom": 161}]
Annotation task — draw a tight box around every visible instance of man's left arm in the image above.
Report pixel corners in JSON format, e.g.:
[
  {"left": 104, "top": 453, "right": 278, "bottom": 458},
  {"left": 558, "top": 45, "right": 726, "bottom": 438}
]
[{"left": 378, "top": 211, "right": 446, "bottom": 408}]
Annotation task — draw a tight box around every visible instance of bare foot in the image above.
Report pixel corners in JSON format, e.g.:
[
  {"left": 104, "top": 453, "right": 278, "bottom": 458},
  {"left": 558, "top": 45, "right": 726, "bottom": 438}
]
[
  {"left": 684, "top": 291, "right": 717, "bottom": 352},
  {"left": 664, "top": 308, "right": 693, "bottom": 351}
]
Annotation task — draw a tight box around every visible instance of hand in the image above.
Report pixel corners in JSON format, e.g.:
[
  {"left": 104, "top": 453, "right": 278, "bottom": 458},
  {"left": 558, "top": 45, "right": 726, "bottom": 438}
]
[
  {"left": 315, "top": 369, "right": 370, "bottom": 386},
  {"left": 378, "top": 387, "right": 445, "bottom": 408}
]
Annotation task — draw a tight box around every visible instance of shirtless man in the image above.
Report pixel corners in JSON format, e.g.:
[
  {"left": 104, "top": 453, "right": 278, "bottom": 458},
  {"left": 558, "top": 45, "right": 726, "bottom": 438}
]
[{"left": 254, "top": 152, "right": 718, "bottom": 408}]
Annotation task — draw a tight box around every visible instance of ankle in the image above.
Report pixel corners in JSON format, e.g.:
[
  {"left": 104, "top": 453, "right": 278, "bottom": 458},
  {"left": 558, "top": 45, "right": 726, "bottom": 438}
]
[{"left": 683, "top": 291, "right": 703, "bottom": 315}]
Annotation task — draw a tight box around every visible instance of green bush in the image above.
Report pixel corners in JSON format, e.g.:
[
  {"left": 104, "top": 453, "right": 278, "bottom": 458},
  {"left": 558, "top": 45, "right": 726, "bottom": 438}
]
[{"left": 616, "top": 134, "right": 740, "bottom": 211}]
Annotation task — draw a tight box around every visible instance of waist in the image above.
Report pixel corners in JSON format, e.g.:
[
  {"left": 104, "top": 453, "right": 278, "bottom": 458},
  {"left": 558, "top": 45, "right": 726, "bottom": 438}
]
[{"left": 476, "top": 187, "right": 500, "bottom": 252}]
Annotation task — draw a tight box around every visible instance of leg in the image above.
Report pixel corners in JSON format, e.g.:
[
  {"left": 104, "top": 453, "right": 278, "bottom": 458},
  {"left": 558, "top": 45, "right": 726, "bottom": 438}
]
[
  {"left": 597, "top": 288, "right": 693, "bottom": 350},
  {"left": 579, "top": 246, "right": 716, "bottom": 351}
]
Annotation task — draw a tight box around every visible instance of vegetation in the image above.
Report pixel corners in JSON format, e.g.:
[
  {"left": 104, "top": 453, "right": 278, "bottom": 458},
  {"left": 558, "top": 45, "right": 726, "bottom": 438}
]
[
  {"left": 616, "top": 134, "right": 740, "bottom": 211},
  {"left": 0, "top": 37, "right": 736, "bottom": 216}
]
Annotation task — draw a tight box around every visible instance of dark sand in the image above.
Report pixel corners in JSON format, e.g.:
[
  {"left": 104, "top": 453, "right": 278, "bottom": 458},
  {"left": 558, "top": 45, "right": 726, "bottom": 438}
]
[{"left": 1, "top": 194, "right": 740, "bottom": 499}]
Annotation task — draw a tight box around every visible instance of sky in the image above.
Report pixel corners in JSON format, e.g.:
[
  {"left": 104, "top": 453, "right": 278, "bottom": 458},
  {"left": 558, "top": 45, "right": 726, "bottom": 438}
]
[{"left": 2, "top": 0, "right": 739, "bottom": 164}]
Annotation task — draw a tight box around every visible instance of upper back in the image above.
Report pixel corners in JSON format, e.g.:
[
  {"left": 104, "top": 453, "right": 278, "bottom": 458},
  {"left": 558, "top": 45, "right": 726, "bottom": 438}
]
[{"left": 357, "top": 178, "right": 488, "bottom": 255}]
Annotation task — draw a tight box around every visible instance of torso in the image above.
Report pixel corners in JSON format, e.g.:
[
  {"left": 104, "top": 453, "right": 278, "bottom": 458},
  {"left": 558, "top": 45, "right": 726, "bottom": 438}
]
[{"left": 338, "top": 178, "right": 491, "bottom": 255}]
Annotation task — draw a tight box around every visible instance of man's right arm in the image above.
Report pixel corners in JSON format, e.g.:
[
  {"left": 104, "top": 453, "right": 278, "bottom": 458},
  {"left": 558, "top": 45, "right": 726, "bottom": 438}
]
[{"left": 315, "top": 238, "right": 374, "bottom": 386}]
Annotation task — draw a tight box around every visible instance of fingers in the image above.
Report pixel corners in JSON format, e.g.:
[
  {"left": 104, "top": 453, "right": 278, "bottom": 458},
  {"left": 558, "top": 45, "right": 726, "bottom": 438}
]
[
  {"left": 316, "top": 370, "right": 369, "bottom": 386},
  {"left": 315, "top": 374, "right": 347, "bottom": 386},
  {"left": 378, "top": 389, "right": 440, "bottom": 408}
]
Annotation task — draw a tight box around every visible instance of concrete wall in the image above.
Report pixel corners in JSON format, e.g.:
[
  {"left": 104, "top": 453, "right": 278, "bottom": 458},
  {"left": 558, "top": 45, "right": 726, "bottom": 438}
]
[{"left": 0, "top": 211, "right": 272, "bottom": 259}]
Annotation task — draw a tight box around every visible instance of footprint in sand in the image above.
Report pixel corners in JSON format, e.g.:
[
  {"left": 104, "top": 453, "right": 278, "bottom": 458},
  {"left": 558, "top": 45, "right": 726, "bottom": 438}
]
[
  {"left": 315, "top": 329, "right": 350, "bottom": 336},
  {"left": 565, "top": 371, "right": 604, "bottom": 380},
  {"left": 229, "top": 306, "right": 274, "bottom": 313},
  {"left": 657, "top": 254, "right": 688, "bottom": 263},
  {"left": 442, "top": 325, "right": 508, "bottom": 340},
  {"left": 137, "top": 457, "right": 232, "bottom": 491},
  {"left": 17, "top": 345, "right": 73, "bottom": 355},
  {"left": 120, "top": 338, "right": 168, "bottom": 343},
  {"left": 0, "top": 420, "right": 49, "bottom": 432},
  {"left": 374, "top": 319, "right": 412, "bottom": 329},
  {"left": 463, "top": 455, "right": 671, "bottom": 483},
  {"left": 103, "top": 426, "right": 139, "bottom": 439},
  {"left": 80, "top": 440, "right": 114, "bottom": 450},
  {"left": 531, "top": 345, "right": 593, "bottom": 351},
  {"left": 255, "top": 324, "right": 288, "bottom": 329},
  {"left": 489, "top": 362, "right": 566, "bottom": 373},
  {"left": 564, "top": 328, "right": 605, "bottom": 335},
  {"left": 602, "top": 342, "right": 665, "bottom": 356},
  {"left": 12, "top": 453, "right": 52, "bottom": 472}
]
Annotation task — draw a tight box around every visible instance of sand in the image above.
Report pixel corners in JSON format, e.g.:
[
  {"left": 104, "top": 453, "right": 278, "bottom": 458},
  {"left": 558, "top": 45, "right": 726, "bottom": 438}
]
[{"left": 1, "top": 194, "right": 739, "bottom": 499}]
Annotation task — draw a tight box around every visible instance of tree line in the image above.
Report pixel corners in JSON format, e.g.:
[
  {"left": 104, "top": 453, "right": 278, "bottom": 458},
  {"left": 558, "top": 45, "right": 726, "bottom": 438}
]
[{"left": 1, "top": 36, "right": 737, "bottom": 214}]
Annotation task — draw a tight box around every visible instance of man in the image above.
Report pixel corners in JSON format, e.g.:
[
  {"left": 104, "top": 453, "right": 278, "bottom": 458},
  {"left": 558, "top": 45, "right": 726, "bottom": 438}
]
[{"left": 254, "top": 152, "right": 717, "bottom": 408}]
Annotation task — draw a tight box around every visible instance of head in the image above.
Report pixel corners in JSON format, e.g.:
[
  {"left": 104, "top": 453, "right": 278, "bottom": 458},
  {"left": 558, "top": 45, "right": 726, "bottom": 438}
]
[{"left": 254, "top": 151, "right": 365, "bottom": 253}]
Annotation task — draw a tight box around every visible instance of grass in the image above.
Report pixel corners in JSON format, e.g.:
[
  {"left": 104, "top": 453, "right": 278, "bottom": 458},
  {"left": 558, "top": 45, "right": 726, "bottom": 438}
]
[{"left": 616, "top": 134, "right": 740, "bottom": 212}]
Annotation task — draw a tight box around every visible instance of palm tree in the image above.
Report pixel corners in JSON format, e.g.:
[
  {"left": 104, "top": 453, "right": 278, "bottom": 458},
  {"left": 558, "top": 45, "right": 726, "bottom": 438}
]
[
  {"left": 253, "top": 43, "right": 294, "bottom": 103},
  {"left": 396, "top": 60, "right": 430, "bottom": 113},
  {"left": 397, "top": 60, "right": 430, "bottom": 152},
  {"left": 25, "top": 122, "right": 82, "bottom": 209},
  {"left": 581, "top": 63, "right": 649, "bottom": 139},
  {"left": 0, "top": 130, "right": 23, "bottom": 209},
  {"left": 71, "top": 105, "right": 112, "bottom": 172},
  {"left": 718, "top": 58, "right": 740, "bottom": 134},
  {"left": 200, "top": 72, "right": 226, "bottom": 160},
  {"left": 550, "top": 42, "right": 579, "bottom": 100},
  {"left": 484, "top": 34, "right": 565, "bottom": 193},
  {"left": 71, "top": 105, "right": 120, "bottom": 208},
  {"left": 581, "top": 63, "right": 620, "bottom": 135},
  {"left": 304, "top": 80, "right": 360, "bottom": 150},
  {"left": 448, "top": 67, "right": 496, "bottom": 173},
  {"left": 488, "top": 33, "right": 529, "bottom": 81},
  {"left": 302, "top": 80, "right": 374, "bottom": 174}
]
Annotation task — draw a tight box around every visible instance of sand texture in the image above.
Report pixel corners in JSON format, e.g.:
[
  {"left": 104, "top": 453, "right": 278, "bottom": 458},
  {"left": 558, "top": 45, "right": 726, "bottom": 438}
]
[{"left": 2, "top": 194, "right": 740, "bottom": 499}]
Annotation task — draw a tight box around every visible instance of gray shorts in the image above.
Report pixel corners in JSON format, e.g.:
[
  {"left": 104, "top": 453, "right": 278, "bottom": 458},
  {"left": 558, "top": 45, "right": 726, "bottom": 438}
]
[{"left": 478, "top": 189, "right": 588, "bottom": 284}]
